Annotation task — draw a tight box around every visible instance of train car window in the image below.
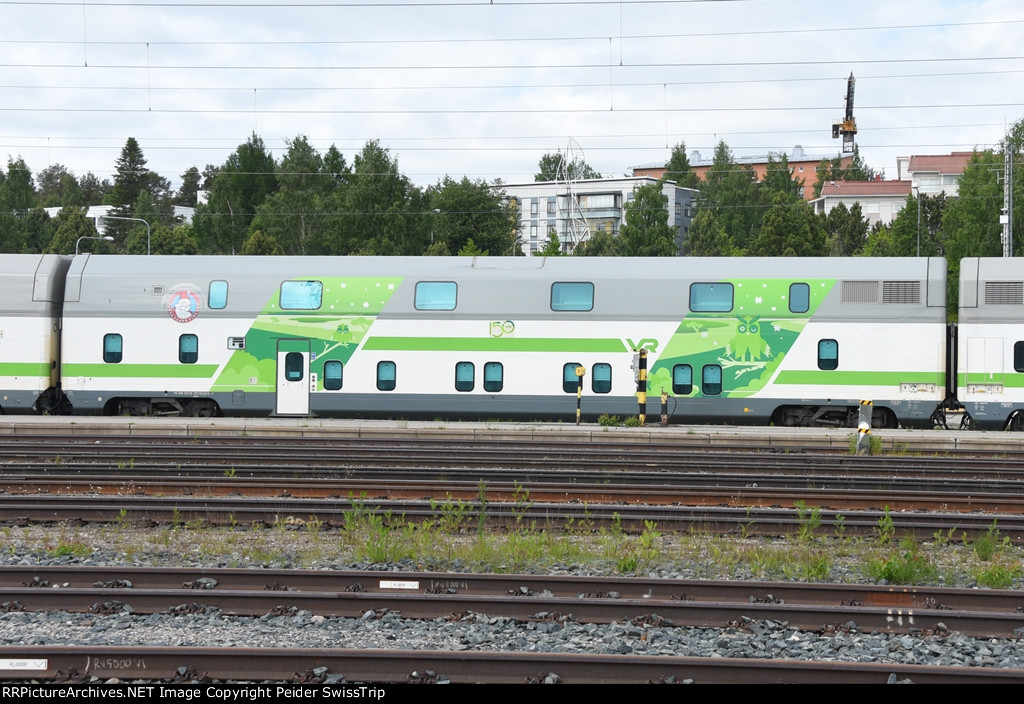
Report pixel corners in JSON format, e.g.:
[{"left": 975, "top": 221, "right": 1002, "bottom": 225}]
[
  {"left": 103, "top": 334, "right": 122, "bottom": 364},
  {"left": 377, "top": 361, "right": 397, "bottom": 391},
  {"left": 702, "top": 364, "right": 723, "bottom": 395},
  {"left": 789, "top": 283, "right": 810, "bottom": 313},
  {"left": 689, "top": 283, "right": 733, "bottom": 312},
  {"left": 323, "top": 360, "right": 343, "bottom": 390},
  {"left": 563, "top": 362, "right": 583, "bottom": 393},
  {"left": 484, "top": 362, "right": 503, "bottom": 392},
  {"left": 1015, "top": 342, "right": 1024, "bottom": 372},
  {"left": 178, "top": 334, "right": 198, "bottom": 364},
  {"left": 592, "top": 363, "right": 612, "bottom": 394},
  {"left": 285, "top": 352, "right": 304, "bottom": 382},
  {"left": 209, "top": 281, "right": 228, "bottom": 309},
  {"left": 818, "top": 339, "right": 839, "bottom": 370},
  {"left": 551, "top": 283, "right": 594, "bottom": 311},
  {"left": 280, "top": 281, "right": 323, "bottom": 310},
  {"left": 672, "top": 364, "right": 693, "bottom": 395},
  {"left": 455, "top": 361, "right": 475, "bottom": 392},
  {"left": 415, "top": 282, "right": 457, "bottom": 310}
]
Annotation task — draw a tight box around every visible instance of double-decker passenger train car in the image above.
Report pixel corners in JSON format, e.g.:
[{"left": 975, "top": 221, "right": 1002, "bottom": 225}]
[
  {"left": 3, "top": 253, "right": 948, "bottom": 429},
  {"left": 958, "top": 257, "right": 1024, "bottom": 430}
]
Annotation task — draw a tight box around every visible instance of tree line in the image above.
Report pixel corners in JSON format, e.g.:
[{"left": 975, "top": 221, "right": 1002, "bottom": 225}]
[{"left": 0, "top": 118, "right": 1022, "bottom": 266}]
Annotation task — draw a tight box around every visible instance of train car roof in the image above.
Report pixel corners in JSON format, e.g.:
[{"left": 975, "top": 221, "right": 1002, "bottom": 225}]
[
  {"left": 63, "top": 254, "right": 947, "bottom": 320},
  {"left": 0, "top": 254, "right": 71, "bottom": 313}
]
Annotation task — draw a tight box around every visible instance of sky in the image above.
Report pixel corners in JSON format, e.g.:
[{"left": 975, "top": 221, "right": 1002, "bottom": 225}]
[{"left": 1, "top": 0, "right": 1023, "bottom": 191}]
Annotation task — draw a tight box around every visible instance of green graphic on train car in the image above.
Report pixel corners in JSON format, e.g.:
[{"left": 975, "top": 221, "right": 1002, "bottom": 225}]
[
  {"left": 648, "top": 279, "right": 835, "bottom": 398},
  {"left": 211, "top": 277, "right": 403, "bottom": 391}
]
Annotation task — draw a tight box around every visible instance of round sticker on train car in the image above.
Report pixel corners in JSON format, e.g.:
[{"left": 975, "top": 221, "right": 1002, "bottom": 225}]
[{"left": 169, "top": 289, "right": 200, "bottom": 323}]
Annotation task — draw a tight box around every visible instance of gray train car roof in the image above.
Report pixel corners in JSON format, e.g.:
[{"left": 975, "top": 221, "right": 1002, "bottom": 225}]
[
  {"left": 959, "top": 257, "right": 1024, "bottom": 322},
  {"left": 63, "top": 254, "right": 947, "bottom": 321},
  {"left": 0, "top": 254, "right": 71, "bottom": 315}
]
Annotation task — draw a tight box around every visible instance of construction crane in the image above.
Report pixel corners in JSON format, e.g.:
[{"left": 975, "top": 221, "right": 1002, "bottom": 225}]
[{"left": 831, "top": 73, "right": 857, "bottom": 154}]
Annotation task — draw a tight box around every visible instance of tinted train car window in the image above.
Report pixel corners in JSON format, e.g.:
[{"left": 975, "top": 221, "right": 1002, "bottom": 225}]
[
  {"left": 563, "top": 362, "right": 583, "bottom": 393},
  {"left": 209, "top": 281, "right": 228, "bottom": 310},
  {"left": 103, "top": 334, "right": 122, "bottom": 363},
  {"left": 690, "top": 283, "right": 733, "bottom": 312},
  {"left": 1015, "top": 342, "right": 1024, "bottom": 373},
  {"left": 455, "top": 361, "right": 475, "bottom": 392},
  {"left": 789, "top": 283, "right": 810, "bottom": 313},
  {"left": 702, "top": 364, "right": 723, "bottom": 395},
  {"left": 592, "top": 363, "right": 612, "bottom": 394},
  {"left": 280, "top": 281, "right": 323, "bottom": 310},
  {"left": 672, "top": 364, "right": 693, "bottom": 395},
  {"left": 377, "top": 361, "right": 396, "bottom": 391},
  {"left": 415, "top": 282, "right": 457, "bottom": 310},
  {"left": 483, "top": 362, "right": 503, "bottom": 392},
  {"left": 179, "top": 334, "right": 198, "bottom": 364},
  {"left": 818, "top": 339, "right": 839, "bottom": 370},
  {"left": 323, "top": 360, "right": 343, "bottom": 390},
  {"left": 551, "top": 283, "right": 594, "bottom": 311},
  {"left": 285, "top": 352, "right": 304, "bottom": 382}
]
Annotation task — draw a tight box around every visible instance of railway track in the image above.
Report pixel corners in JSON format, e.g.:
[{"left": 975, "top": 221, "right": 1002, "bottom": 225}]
[
  {"left": 2, "top": 567, "right": 1024, "bottom": 684},
  {"left": 3, "top": 566, "right": 1023, "bottom": 637}
]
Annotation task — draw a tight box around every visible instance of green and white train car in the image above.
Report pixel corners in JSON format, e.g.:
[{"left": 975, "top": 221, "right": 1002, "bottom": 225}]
[
  {"left": 0, "top": 255, "right": 71, "bottom": 414},
  {"left": 55, "top": 254, "right": 948, "bottom": 427},
  {"left": 958, "top": 258, "right": 1024, "bottom": 430}
]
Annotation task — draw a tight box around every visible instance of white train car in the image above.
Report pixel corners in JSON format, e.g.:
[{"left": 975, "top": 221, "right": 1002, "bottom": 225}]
[
  {"left": 56, "top": 254, "right": 948, "bottom": 427},
  {"left": 958, "top": 258, "right": 1024, "bottom": 430},
  {"left": 0, "top": 255, "right": 71, "bottom": 414}
]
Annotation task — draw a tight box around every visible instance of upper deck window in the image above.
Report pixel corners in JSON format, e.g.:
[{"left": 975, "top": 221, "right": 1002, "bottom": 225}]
[
  {"left": 209, "top": 281, "right": 228, "bottom": 310},
  {"left": 789, "top": 283, "right": 810, "bottom": 314},
  {"left": 551, "top": 282, "right": 594, "bottom": 311},
  {"left": 415, "top": 282, "right": 457, "bottom": 310},
  {"left": 280, "top": 281, "right": 323, "bottom": 310},
  {"left": 690, "top": 283, "right": 733, "bottom": 312}
]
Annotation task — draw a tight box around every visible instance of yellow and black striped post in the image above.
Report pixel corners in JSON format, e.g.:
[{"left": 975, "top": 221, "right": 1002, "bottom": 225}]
[
  {"left": 661, "top": 388, "right": 669, "bottom": 427},
  {"left": 636, "top": 348, "right": 647, "bottom": 426},
  {"left": 575, "top": 365, "right": 585, "bottom": 425},
  {"left": 856, "top": 400, "right": 873, "bottom": 454}
]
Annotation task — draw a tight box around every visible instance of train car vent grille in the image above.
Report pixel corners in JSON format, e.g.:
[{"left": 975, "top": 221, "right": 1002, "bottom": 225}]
[
  {"left": 881, "top": 281, "right": 920, "bottom": 304},
  {"left": 984, "top": 281, "right": 1024, "bottom": 305},
  {"left": 152, "top": 285, "right": 164, "bottom": 296},
  {"left": 841, "top": 280, "right": 878, "bottom": 303}
]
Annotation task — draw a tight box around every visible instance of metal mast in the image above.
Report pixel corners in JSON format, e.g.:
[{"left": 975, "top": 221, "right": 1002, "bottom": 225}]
[{"left": 557, "top": 138, "right": 591, "bottom": 253}]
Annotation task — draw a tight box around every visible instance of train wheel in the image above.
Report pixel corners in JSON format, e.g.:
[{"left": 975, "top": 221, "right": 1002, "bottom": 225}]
[
  {"left": 183, "top": 400, "right": 217, "bottom": 418},
  {"left": 1007, "top": 412, "right": 1024, "bottom": 432}
]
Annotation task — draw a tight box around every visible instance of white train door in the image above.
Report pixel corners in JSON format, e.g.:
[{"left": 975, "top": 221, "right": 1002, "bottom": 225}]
[
  {"left": 965, "top": 337, "right": 1004, "bottom": 387},
  {"left": 276, "top": 339, "right": 310, "bottom": 416}
]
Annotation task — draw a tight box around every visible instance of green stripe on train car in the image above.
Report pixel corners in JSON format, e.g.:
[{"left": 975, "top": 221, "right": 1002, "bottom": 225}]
[
  {"left": 774, "top": 370, "right": 945, "bottom": 385},
  {"left": 0, "top": 362, "right": 53, "bottom": 376},
  {"left": 62, "top": 364, "right": 220, "bottom": 378},
  {"left": 361, "top": 336, "right": 629, "bottom": 353}
]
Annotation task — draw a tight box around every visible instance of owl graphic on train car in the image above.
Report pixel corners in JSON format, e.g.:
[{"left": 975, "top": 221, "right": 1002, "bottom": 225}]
[{"left": 726, "top": 316, "right": 771, "bottom": 361}]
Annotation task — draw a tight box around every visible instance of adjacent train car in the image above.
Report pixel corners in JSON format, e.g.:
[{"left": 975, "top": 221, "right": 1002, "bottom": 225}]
[
  {"left": 55, "top": 254, "right": 948, "bottom": 427},
  {"left": 0, "top": 254, "right": 72, "bottom": 415},
  {"left": 958, "top": 258, "right": 1024, "bottom": 430}
]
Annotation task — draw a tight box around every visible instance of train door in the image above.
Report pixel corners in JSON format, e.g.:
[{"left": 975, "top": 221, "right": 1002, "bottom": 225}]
[
  {"left": 275, "top": 338, "right": 310, "bottom": 416},
  {"left": 964, "top": 337, "right": 1004, "bottom": 388}
]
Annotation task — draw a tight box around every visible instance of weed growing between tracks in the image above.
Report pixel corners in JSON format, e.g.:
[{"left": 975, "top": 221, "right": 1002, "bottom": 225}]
[{"left": 5, "top": 500, "right": 1024, "bottom": 590}]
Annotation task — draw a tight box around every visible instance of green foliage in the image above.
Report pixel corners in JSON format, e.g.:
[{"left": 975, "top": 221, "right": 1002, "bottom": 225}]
[
  {"left": 535, "top": 151, "right": 601, "bottom": 182},
  {"left": 971, "top": 521, "right": 1002, "bottom": 562},
  {"left": 597, "top": 413, "right": 622, "bottom": 426},
  {"left": 623, "top": 416, "right": 642, "bottom": 427},
  {"left": 867, "top": 540, "right": 937, "bottom": 584},
  {"left": 618, "top": 183, "right": 677, "bottom": 256},
  {"left": 793, "top": 500, "right": 822, "bottom": 543},
  {"left": 875, "top": 506, "right": 896, "bottom": 545},
  {"left": 663, "top": 141, "right": 700, "bottom": 189},
  {"left": 972, "top": 561, "right": 1021, "bottom": 589}
]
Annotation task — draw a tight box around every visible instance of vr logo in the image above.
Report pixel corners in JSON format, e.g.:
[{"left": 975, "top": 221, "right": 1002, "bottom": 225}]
[{"left": 627, "top": 338, "right": 659, "bottom": 353}]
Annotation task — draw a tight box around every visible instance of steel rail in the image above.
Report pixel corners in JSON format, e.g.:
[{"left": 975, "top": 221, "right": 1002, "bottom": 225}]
[{"left": 2, "top": 646, "right": 1023, "bottom": 684}]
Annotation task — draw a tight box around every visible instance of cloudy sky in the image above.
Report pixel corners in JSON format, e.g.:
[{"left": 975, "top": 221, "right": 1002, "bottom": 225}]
[{"left": 2, "top": 0, "right": 1022, "bottom": 190}]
